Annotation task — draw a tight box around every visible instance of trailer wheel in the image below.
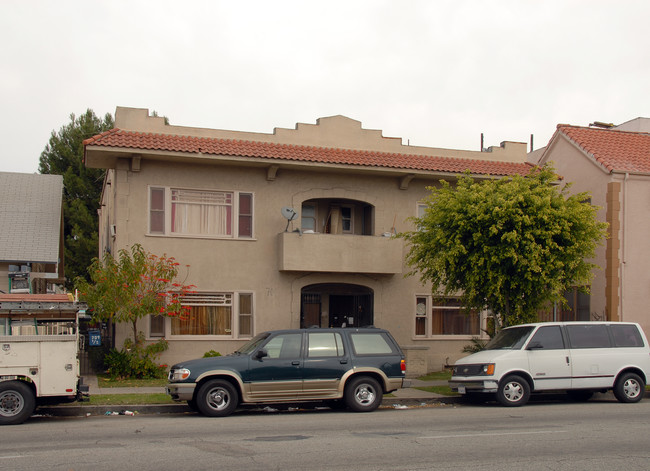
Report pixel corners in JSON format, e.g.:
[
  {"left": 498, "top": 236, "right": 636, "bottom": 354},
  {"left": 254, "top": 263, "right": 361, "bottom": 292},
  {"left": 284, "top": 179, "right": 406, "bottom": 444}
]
[{"left": 0, "top": 381, "right": 36, "bottom": 425}]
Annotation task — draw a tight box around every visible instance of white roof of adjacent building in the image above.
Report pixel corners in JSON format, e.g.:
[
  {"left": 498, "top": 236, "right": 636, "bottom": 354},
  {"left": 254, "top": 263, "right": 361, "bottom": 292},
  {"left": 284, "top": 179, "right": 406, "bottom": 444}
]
[{"left": 0, "top": 172, "right": 63, "bottom": 264}]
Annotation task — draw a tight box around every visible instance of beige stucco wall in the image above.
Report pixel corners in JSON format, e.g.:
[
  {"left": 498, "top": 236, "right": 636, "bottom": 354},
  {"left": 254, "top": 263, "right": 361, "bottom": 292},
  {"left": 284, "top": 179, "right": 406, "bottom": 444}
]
[
  {"left": 617, "top": 173, "right": 650, "bottom": 334},
  {"left": 102, "top": 154, "right": 484, "bottom": 371},
  {"left": 114, "top": 107, "right": 528, "bottom": 163},
  {"left": 540, "top": 135, "right": 650, "bottom": 335},
  {"left": 542, "top": 137, "right": 609, "bottom": 320}
]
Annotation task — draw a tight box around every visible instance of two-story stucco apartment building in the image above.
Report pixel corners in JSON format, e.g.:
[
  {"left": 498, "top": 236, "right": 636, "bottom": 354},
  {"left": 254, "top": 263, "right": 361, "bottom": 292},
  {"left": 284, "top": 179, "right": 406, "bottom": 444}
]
[
  {"left": 83, "top": 107, "right": 532, "bottom": 375},
  {"left": 533, "top": 118, "right": 650, "bottom": 336}
]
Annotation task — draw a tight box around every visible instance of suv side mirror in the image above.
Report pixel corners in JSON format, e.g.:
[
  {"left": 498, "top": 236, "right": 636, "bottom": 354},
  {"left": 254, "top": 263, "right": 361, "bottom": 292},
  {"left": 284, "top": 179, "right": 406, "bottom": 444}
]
[
  {"left": 255, "top": 349, "right": 268, "bottom": 360},
  {"left": 527, "top": 341, "right": 544, "bottom": 350}
]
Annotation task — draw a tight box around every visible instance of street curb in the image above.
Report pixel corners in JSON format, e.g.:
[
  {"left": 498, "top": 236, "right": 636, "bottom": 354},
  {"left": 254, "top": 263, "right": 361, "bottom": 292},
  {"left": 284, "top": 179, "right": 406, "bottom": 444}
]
[
  {"left": 35, "top": 392, "right": 643, "bottom": 418},
  {"left": 36, "top": 396, "right": 463, "bottom": 418},
  {"left": 36, "top": 403, "right": 192, "bottom": 417}
]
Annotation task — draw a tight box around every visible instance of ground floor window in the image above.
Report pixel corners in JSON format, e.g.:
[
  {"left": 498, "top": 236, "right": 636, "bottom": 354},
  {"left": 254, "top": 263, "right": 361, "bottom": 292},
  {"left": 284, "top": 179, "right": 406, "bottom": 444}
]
[
  {"left": 415, "top": 296, "right": 481, "bottom": 337},
  {"left": 148, "top": 292, "right": 253, "bottom": 339},
  {"left": 538, "top": 287, "right": 591, "bottom": 322}
]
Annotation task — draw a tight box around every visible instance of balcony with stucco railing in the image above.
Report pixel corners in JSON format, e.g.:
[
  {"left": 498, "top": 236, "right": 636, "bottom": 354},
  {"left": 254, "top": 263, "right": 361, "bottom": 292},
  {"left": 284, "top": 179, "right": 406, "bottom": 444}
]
[{"left": 278, "top": 232, "right": 403, "bottom": 274}]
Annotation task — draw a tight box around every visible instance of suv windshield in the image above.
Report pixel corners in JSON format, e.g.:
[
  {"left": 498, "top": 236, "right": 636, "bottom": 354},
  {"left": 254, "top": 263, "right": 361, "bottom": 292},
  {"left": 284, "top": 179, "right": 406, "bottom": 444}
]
[
  {"left": 485, "top": 326, "right": 534, "bottom": 350},
  {"left": 234, "top": 333, "right": 270, "bottom": 355}
]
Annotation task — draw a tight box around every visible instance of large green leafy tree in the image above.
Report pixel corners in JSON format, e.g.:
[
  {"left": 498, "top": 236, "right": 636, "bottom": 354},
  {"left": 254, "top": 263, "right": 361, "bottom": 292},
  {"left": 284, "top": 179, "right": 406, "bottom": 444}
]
[
  {"left": 39, "top": 109, "right": 114, "bottom": 287},
  {"left": 400, "top": 164, "right": 609, "bottom": 329}
]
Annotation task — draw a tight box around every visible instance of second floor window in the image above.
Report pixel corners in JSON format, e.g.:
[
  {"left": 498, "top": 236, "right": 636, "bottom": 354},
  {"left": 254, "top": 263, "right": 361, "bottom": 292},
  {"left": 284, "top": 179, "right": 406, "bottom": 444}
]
[
  {"left": 301, "top": 203, "right": 316, "bottom": 231},
  {"left": 149, "top": 187, "right": 253, "bottom": 238}
]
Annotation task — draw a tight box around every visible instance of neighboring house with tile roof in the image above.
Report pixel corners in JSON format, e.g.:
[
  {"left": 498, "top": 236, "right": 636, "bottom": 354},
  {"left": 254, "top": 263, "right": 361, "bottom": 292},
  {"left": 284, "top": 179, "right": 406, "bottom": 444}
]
[
  {"left": 84, "top": 106, "right": 533, "bottom": 374},
  {"left": 0, "top": 172, "right": 65, "bottom": 294},
  {"left": 534, "top": 119, "right": 650, "bottom": 335}
]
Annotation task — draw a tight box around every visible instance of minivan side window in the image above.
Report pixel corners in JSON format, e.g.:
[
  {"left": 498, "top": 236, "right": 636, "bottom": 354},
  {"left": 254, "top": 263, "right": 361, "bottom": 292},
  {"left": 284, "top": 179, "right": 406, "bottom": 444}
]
[
  {"left": 528, "top": 325, "right": 565, "bottom": 349},
  {"left": 566, "top": 324, "right": 611, "bottom": 349},
  {"left": 611, "top": 324, "right": 644, "bottom": 347}
]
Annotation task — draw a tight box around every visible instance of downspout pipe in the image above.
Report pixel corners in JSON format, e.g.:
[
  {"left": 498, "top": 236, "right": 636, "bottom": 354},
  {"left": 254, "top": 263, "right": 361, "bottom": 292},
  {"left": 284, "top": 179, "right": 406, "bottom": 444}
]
[{"left": 620, "top": 172, "right": 629, "bottom": 321}]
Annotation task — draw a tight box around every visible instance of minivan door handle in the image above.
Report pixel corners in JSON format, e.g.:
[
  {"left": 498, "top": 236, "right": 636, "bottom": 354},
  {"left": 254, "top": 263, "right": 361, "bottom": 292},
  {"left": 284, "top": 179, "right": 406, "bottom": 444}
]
[
  {"left": 340, "top": 359, "right": 348, "bottom": 364},
  {"left": 292, "top": 361, "right": 300, "bottom": 366},
  {"left": 566, "top": 356, "right": 570, "bottom": 365}
]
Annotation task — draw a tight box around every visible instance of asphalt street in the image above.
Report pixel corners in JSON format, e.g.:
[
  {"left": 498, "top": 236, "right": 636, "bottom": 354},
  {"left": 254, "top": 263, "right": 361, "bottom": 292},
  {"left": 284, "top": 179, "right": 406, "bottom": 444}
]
[{"left": 4, "top": 398, "right": 650, "bottom": 471}]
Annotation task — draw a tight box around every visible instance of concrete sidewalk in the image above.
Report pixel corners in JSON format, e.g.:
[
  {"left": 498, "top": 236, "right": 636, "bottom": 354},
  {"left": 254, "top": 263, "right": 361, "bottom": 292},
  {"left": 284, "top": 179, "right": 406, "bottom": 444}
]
[{"left": 83, "top": 375, "right": 168, "bottom": 395}]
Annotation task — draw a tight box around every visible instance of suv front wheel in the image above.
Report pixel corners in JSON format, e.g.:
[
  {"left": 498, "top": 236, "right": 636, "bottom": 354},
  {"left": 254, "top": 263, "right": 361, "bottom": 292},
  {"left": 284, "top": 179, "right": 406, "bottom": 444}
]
[
  {"left": 345, "top": 376, "right": 382, "bottom": 412},
  {"left": 196, "top": 379, "right": 239, "bottom": 417}
]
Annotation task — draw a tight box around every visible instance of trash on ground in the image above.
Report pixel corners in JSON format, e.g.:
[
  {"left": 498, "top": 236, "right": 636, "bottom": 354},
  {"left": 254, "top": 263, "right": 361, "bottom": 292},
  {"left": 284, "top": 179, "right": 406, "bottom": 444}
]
[{"left": 104, "top": 410, "right": 137, "bottom": 416}]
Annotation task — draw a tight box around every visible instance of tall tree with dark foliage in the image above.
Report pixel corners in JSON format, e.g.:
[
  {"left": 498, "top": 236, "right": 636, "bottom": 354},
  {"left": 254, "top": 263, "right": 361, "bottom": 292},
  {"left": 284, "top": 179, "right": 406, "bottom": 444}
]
[{"left": 39, "top": 109, "right": 113, "bottom": 287}]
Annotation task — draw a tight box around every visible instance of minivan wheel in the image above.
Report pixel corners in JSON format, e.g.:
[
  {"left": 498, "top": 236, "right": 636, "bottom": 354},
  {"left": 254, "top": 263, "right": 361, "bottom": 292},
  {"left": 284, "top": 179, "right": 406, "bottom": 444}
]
[
  {"left": 496, "top": 375, "right": 530, "bottom": 407},
  {"left": 613, "top": 373, "right": 645, "bottom": 403},
  {"left": 196, "top": 379, "right": 239, "bottom": 417},
  {"left": 345, "top": 376, "right": 382, "bottom": 412}
]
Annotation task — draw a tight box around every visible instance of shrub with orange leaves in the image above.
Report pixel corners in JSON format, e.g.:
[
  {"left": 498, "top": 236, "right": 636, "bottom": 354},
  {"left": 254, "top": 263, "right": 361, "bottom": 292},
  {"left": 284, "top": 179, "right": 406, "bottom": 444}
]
[{"left": 75, "top": 244, "right": 195, "bottom": 346}]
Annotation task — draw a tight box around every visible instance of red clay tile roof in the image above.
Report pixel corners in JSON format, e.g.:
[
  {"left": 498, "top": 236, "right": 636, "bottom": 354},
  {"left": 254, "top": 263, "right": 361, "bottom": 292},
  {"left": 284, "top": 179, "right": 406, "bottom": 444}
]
[
  {"left": 558, "top": 125, "right": 650, "bottom": 173},
  {"left": 84, "top": 128, "right": 533, "bottom": 176}
]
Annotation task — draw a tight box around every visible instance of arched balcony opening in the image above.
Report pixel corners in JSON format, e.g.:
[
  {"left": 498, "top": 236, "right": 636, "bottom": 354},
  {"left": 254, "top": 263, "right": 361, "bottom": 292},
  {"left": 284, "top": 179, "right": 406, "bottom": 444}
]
[{"left": 301, "top": 198, "right": 374, "bottom": 236}]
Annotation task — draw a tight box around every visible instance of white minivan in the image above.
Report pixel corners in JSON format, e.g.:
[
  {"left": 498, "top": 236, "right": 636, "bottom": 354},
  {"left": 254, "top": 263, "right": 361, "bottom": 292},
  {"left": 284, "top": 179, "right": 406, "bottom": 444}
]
[{"left": 449, "top": 322, "right": 650, "bottom": 406}]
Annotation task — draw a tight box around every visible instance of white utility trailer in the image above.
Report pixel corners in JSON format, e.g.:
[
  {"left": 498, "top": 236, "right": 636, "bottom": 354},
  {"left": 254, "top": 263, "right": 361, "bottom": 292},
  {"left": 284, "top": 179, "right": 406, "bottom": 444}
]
[{"left": 0, "top": 294, "right": 89, "bottom": 425}]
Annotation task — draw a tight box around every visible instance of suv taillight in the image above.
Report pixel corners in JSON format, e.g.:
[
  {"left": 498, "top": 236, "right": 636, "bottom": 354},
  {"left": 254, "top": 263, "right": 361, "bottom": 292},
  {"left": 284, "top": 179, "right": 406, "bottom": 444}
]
[{"left": 401, "top": 359, "right": 406, "bottom": 373}]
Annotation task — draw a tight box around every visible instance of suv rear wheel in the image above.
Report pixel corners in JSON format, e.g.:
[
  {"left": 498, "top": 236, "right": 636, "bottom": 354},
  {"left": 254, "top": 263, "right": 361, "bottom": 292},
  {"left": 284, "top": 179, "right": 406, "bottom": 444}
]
[
  {"left": 196, "top": 379, "right": 239, "bottom": 417},
  {"left": 345, "top": 376, "right": 382, "bottom": 412}
]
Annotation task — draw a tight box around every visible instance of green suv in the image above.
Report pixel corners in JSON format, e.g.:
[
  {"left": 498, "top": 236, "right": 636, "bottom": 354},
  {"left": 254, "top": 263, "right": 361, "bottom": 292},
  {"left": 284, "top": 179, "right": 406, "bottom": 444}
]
[{"left": 166, "top": 327, "right": 407, "bottom": 417}]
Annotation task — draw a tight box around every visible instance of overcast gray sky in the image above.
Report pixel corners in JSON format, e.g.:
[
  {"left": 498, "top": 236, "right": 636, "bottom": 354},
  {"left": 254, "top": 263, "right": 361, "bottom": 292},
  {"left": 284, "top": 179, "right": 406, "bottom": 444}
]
[{"left": 1, "top": 0, "right": 648, "bottom": 174}]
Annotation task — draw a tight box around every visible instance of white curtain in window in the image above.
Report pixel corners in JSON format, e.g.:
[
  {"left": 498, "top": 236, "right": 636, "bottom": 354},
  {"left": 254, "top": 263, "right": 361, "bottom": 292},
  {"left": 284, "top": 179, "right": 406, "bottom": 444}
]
[
  {"left": 171, "top": 189, "right": 232, "bottom": 236},
  {"left": 173, "top": 203, "right": 231, "bottom": 235}
]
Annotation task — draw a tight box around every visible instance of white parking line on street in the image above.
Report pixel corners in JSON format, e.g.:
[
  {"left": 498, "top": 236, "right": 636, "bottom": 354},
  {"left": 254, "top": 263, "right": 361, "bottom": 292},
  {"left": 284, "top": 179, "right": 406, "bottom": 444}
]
[
  {"left": 419, "top": 430, "right": 567, "bottom": 439},
  {"left": 0, "top": 455, "right": 27, "bottom": 459}
]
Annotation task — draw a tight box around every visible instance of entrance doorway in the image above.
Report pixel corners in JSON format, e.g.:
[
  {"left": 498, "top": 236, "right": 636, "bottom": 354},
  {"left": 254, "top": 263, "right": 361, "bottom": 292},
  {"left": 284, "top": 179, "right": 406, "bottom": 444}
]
[
  {"left": 78, "top": 318, "right": 113, "bottom": 375},
  {"left": 300, "top": 284, "right": 373, "bottom": 328}
]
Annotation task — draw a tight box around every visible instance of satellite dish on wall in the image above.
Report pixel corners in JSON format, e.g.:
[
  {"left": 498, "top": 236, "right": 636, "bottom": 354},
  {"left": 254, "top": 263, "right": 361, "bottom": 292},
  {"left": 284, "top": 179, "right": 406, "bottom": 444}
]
[
  {"left": 281, "top": 207, "right": 298, "bottom": 221},
  {"left": 281, "top": 207, "right": 299, "bottom": 232}
]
